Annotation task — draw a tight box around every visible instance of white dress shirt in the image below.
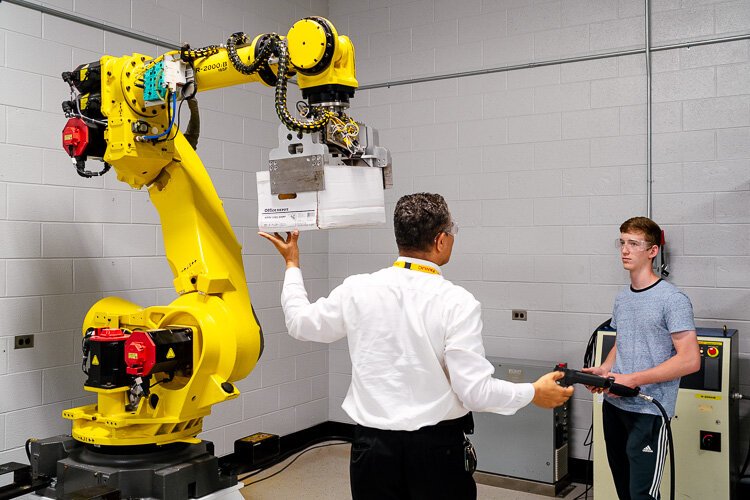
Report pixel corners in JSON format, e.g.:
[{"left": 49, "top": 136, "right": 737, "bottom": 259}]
[{"left": 281, "top": 256, "right": 535, "bottom": 431}]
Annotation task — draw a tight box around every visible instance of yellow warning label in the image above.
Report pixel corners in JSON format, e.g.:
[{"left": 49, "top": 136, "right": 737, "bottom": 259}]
[
  {"left": 166, "top": 348, "right": 175, "bottom": 359},
  {"left": 241, "top": 433, "right": 274, "bottom": 443},
  {"left": 699, "top": 341, "right": 723, "bottom": 346},
  {"left": 128, "top": 353, "right": 138, "bottom": 359},
  {"left": 695, "top": 394, "right": 721, "bottom": 400},
  {"left": 91, "top": 355, "right": 99, "bottom": 366}
]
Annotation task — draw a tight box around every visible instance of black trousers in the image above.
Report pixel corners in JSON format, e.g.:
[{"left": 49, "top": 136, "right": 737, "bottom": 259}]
[
  {"left": 350, "top": 415, "right": 476, "bottom": 500},
  {"left": 603, "top": 400, "right": 668, "bottom": 500}
]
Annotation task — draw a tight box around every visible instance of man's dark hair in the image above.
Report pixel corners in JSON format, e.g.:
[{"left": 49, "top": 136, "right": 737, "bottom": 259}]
[
  {"left": 620, "top": 216, "right": 661, "bottom": 250},
  {"left": 394, "top": 193, "right": 451, "bottom": 252}
]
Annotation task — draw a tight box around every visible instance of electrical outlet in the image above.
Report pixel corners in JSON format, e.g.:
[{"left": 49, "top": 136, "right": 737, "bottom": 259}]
[
  {"left": 511, "top": 310, "right": 527, "bottom": 321},
  {"left": 14, "top": 334, "right": 34, "bottom": 349}
]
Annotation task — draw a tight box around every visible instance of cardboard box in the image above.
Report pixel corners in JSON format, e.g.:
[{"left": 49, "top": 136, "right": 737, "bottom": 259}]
[
  {"left": 257, "top": 170, "right": 318, "bottom": 232},
  {"left": 257, "top": 166, "right": 386, "bottom": 231}
]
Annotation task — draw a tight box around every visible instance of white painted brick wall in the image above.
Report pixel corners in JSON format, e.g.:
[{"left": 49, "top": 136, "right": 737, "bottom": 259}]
[
  {"left": 1, "top": 0, "right": 749, "bottom": 466},
  {"left": 42, "top": 364, "right": 87, "bottom": 404},
  {"left": 102, "top": 224, "right": 157, "bottom": 257},
  {"left": 0, "top": 297, "right": 41, "bottom": 336},
  {"left": 535, "top": 25, "right": 590, "bottom": 59},
  {"left": 74, "top": 258, "right": 131, "bottom": 293},
  {"left": 42, "top": 223, "right": 102, "bottom": 258},
  {"left": 590, "top": 16, "right": 644, "bottom": 50},
  {"left": 483, "top": 33, "right": 535, "bottom": 67},
  {"left": 7, "top": 259, "right": 73, "bottom": 296},
  {"left": 8, "top": 184, "right": 74, "bottom": 221},
  {"left": 9, "top": 331, "right": 76, "bottom": 372},
  {"left": 0, "top": 371, "right": 42, "bottom": 413},
  {"left": 330, "top": 0, "right": 750, "bottom": 464}
]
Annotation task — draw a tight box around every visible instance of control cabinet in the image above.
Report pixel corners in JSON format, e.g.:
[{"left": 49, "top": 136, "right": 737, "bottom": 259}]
[
  {"left": 473, "top": 358, "right": 569, "bottom": 493},
  {"left": 593, "top": 328, "right": 739, "bottom": 500}
]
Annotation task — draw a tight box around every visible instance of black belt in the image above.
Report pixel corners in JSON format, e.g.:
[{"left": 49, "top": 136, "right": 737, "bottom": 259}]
[
  {"left": 433, "top": 412, "right": 474, "bottom": 434},
  {"left": 357, "top": 412, "right": 475, "bottom": 434}
]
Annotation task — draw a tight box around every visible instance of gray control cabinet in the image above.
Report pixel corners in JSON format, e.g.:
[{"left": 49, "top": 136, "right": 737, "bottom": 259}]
[{"left": 473, "top": 357, "right": 569, "bottom": 484}]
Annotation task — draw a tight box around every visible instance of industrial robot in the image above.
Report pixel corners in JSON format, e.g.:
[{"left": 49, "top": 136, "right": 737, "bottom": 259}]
[{"left": 2, "top": 17, "right": 390, "bottom": 500}]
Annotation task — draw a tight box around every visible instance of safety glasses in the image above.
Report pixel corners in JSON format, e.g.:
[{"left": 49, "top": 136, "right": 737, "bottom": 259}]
[{"left": 615, "top": 238, "right": 655, "bottom": 251}]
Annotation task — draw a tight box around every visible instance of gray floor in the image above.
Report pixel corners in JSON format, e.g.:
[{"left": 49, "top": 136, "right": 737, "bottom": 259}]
[{"left": 241, "top": 442, "right": 592, "bottom": 499}]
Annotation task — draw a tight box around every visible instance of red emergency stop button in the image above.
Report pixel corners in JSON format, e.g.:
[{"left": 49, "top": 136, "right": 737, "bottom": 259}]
[{"left": 706, "top": 346, "right": 719, "bottom": 358}]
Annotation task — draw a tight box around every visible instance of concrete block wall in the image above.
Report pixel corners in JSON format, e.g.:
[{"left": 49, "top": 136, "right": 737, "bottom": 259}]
[
  {"left": 328, "top": 0, "right": 750, "bottom": 460},
  {"left": 0, "top": 0, "right": 330, "bottom": 461}
]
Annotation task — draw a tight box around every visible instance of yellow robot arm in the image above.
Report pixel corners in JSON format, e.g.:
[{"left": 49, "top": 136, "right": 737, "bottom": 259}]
[{"left": 59, "top": 16, "right": 363, "bottom": 447}]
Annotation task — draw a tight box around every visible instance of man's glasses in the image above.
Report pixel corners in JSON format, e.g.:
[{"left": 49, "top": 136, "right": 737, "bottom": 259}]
[
  {"left": 444, "top": 221, "right": 459, "bottom": 236},
  {"left": 435, "top": 221, "right": 459, "bottom": 241},
  {"left": 616, "top": 238, "right": 655, "bottom": 251}
]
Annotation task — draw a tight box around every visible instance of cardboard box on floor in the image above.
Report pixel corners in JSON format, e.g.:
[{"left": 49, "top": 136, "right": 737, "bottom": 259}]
[{"left": 257, "top": 165, "right": 386, "bottom": 232}]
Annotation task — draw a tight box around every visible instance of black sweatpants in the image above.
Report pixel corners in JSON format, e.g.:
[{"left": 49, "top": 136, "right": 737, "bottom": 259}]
[
  {"left": 349, "top": 416, "right": 476, "bottom": 500},
  {"left": 603, "top": 400, "right": 668, "bottom": 500}
]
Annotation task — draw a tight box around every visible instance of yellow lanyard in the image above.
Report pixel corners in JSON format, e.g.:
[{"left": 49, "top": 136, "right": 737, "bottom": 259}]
[{"left": 393, "top": 260, "right": 440, "bottom": 275}]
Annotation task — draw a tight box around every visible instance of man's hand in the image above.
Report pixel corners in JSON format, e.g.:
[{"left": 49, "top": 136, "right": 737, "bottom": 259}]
[
  {"left": 582, "top": 365, "right": 608, "bottom": 394},
  {"left": 531, "top": 371, "right": 574, "bottom": 409},
  {"left": 258, "top": 230, "right": 300, "bottom": 269}
]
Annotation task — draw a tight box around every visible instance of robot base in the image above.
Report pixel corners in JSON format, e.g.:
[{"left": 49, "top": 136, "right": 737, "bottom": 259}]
[{"left": 30, "top": 436, "right": 238, "bottom": 500}]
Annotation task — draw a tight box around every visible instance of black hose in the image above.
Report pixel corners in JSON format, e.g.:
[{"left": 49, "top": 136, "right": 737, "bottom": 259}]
[
  {"left": 583, "top": 318, "right": 611, "bottom": 369},
  {"left": 740, "top": 396, "right": 750, "bottom": 478},
  {"left": 183, "top": 97, "right": 200, "bottom": 150}
]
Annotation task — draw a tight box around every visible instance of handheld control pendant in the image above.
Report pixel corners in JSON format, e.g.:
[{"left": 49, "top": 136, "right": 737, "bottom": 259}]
[{"left": 553, "top": 364, "right": 641, "bottom": 398}]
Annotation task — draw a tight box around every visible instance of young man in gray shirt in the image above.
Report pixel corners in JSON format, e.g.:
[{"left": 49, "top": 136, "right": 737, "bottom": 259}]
[{"left": 584, "top": 216, "right": 700, "bottom": 500}]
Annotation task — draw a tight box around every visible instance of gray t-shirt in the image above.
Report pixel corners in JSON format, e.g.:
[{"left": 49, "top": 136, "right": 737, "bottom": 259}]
[{"left": 606, "top": 279, "right": 695, "bottom": 417}]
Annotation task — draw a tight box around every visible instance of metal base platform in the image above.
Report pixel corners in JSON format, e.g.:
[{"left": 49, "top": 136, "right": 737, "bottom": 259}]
[
  {"left": 28, "top": 436, "right": 237, "bottom": 500},
  {"left": 15, "top": 484, "right": 243, "bottom": 500}
]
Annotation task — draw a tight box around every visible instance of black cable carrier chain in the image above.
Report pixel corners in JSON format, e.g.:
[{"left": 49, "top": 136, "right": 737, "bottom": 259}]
[
  {"left": 273, "top": 39, "right": 332, "bottom": 133},
  {"left": 183, "top": 34, "right": 333, "bottom": 133},
  {"left": 180, "top": 43, "right": 221, "bottom": 62},
  {"left": 225, "top": 32, "right": 279, "bottom": 76}
]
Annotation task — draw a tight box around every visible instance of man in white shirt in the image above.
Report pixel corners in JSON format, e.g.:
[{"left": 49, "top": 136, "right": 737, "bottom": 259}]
[{"left": 259, "top": 192, "right": 573, "bottom": 500}]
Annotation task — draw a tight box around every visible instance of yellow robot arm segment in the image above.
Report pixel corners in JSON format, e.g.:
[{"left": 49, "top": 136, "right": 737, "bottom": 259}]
[
  {"left": 285, "top": 17, "right": 358, "bottom": 92},
  {"left": 65, "top": 130, "right": 261, "bottom": 446},
  {"left": 190, "top": 33, "right": 279, "bottom": 92},
  {"left": 189, "top": 17, "right": 358, "bottom": 98},
  {"left": 59, "top": 16, "right": 361, "bottom": 447}
]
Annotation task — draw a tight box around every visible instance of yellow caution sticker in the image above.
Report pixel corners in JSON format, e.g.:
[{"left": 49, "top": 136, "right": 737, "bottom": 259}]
[
  {"left": 91, "top": 355, "right": 99, "bottom": 366},
  {"left": 241, "top": 432, "right": 275, "bottom": 443},
  {"left": 695, "top": 394, "right": 721, "bottom": 400},
  {"left": 166, "top": 348, "right": 175, "bottom": 359},
  {"left": 128, "top": 353, "right": 138, "bottom": 359}
]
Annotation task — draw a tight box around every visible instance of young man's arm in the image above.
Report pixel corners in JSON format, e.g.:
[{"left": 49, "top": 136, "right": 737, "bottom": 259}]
[{"left": 609, "top": 330, "right": 700, "bottom": 389}]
